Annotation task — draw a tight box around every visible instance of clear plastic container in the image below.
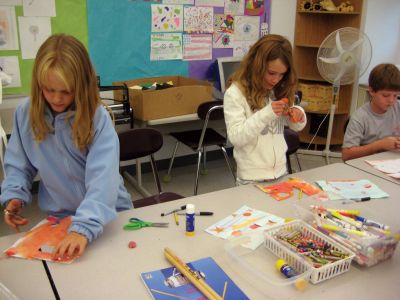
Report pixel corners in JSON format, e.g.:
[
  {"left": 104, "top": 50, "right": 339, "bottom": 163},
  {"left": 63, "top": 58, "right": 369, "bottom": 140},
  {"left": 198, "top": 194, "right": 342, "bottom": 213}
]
[
  {"left": 0, "top": 283, "right": 19, "bottom": 300},
  {"left": 264, "top": 220, "right": 355, "bottom": 284},
  {"left": 224, "top": 232, "right": 313, "bottom": 299}
]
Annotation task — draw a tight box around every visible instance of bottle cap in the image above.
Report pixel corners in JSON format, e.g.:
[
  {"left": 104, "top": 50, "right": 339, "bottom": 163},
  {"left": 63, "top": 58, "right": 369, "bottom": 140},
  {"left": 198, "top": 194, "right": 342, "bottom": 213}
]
[
  {"left": 275, "top": 259, "right": 287, "bottom": 271},
  {"left": 186, "top": 204, "right": 195, "bottom": 214}
]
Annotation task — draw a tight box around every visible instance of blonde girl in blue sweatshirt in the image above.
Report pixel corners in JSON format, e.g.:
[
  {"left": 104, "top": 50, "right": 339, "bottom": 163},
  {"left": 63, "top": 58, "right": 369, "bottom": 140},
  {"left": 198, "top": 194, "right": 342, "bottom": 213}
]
[{"left": 1, "top": 34, "right": 132, "bottom": 260}]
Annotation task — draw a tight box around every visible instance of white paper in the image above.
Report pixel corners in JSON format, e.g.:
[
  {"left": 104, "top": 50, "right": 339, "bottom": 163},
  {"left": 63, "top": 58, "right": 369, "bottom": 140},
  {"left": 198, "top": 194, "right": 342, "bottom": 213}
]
[
  {"left": 151, "top": 4, "right": 184, "bottom": 32},
  {"left": 0, "top": 56, "right": 21, "bottom": 88},
  {"left": 0, "top": 6, "right": 19, "bottom": 50},
  {"left": 183, "top": 6, "right": 213, "bottom": 33},
  {"left": 234, "top": 15, "right": 259, "bottom": 41},
  {"left": 150, "top": 33, "right": 182, "bottom": 61},
  {"left": 22, "top": 0, "right": 56, "bottom": 17},
  {"left": 163, "top": 0, "right": 194, "bottom": 4},
  {"left": 233, "top": 40, "right": 255, "bottom": 57},
  {"left": 195, "top": 0, "right": 224, "bottom": 6},
  {"left": 0, "top": 0, "right": 22, "bottom": 5},
  {"left": 224, "top": 0, "right": 245, "bottom": 15},
  {"left": 183, "top": 34, "right": 212, "bottom": 61},
  {"left": 18, "top": 16, "right": 52, "bottom": 59}
]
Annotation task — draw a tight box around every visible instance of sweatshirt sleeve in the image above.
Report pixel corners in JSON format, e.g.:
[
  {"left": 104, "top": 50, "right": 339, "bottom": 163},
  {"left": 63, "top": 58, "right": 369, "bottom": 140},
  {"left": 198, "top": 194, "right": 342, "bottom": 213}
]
[
  {"left": 286, "top": 105, "right": 307, "bottom": 132},
  {"left": 224, "top": 84, "right": 279, "bottom": 148},
  {"left": 0, "top": 101, "right": 37, "bottom": 207},
  {"left": 68, "top": 107, "right": 122, "bottom": 242}
]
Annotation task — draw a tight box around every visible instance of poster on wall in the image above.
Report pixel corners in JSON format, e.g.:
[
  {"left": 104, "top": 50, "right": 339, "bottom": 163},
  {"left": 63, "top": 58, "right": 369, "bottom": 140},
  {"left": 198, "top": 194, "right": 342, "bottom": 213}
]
[
  {"left": 234, "top": 15, "right": 259, "bottom": 41},
  {"left": 0, "top": 6, "right": 19, "bottom": 51},
  {"left": 183, "top": 34, "right": 212, "bottom": 61},
  {"left": 183, "top": 6, "right": 213, "bottom": 33},
  {"left": 22, "top": 0, "right": 56, "bottom": 17},
  {"left": 245, "top": 0, "right": 265, "bottom": 16},
  {"left": 150, "top": 33, "right": 183, "bottom": 61},
  {"left": 18, "top": 16, "right": 52, "bottom": 59},
  {"left": 151, "top": 4, "right": 184, "bottom": 32},
  {"left": 0, "top": 56, "right": 21, "bottom": 88}
]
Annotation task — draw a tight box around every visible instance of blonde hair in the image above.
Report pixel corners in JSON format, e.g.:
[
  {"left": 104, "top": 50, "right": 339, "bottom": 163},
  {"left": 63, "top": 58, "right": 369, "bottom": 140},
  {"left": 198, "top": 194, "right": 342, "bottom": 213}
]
[
  {"left": 30, "top": 33, "right": 101, "bottom": 151},
  {"left": 228, "top": 34, "right": 297, "bottom": 111}
]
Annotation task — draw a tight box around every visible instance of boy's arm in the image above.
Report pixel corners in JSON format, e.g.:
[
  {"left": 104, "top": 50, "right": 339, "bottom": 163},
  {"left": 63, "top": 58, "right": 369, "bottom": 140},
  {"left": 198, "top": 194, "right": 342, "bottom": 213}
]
[{"left": 342, "top": 137, "right": 400, "bottom": 161}]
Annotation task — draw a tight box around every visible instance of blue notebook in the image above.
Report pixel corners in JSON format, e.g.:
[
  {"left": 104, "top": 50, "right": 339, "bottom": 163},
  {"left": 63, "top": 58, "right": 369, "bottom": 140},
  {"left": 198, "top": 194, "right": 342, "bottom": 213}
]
[{"left": 141, "top": 256, "right": 249, "bottom": 300}]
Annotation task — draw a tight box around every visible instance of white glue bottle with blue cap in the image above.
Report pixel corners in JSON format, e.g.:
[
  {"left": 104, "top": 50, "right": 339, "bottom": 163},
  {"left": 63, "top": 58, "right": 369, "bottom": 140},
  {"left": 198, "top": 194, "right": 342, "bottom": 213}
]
[{"left": 185, "top": 204, "right": 195, "bottom": 236}]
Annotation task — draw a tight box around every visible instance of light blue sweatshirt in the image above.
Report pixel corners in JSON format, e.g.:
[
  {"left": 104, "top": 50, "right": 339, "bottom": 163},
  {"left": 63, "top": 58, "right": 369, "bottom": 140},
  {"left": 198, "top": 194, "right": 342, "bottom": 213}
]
[{"left": 0, "top": 99, "right": 133, "bottom": 242}]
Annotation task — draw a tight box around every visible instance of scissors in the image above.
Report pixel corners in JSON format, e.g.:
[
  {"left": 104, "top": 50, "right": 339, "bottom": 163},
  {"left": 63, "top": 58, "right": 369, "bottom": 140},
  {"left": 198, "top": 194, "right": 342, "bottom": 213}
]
[{"left": 123, "top": 218, "right": 169, "bottom": 231}]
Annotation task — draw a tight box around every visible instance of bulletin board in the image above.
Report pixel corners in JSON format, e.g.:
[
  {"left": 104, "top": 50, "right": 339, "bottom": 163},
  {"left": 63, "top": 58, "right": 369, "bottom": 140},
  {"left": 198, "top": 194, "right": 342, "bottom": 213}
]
[
  {"left": 87, "top": 0, "right": 271, "bottom": 87},
  {"left": 0, "top": 0, "right": 87, "bottom": 95}
]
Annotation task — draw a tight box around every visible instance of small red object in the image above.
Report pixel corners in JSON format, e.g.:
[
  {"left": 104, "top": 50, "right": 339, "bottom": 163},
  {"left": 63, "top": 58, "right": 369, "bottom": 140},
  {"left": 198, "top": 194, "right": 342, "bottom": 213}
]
[{"left": 128, "top": 241, "right": 137, "bottom": 249}]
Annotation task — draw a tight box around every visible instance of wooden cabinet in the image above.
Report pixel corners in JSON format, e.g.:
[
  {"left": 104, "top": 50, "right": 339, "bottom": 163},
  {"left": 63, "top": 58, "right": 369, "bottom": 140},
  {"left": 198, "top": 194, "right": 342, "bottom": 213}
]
[{"left": 294, "top": 0, "right": 364, "bottom": 146}]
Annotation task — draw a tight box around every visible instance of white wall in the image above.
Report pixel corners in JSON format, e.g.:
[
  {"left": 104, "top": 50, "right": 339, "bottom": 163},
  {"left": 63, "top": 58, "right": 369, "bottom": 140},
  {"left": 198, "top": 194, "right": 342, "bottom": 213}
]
[{"left": 269, "top": 0, "right": 296, "bottom": 44}]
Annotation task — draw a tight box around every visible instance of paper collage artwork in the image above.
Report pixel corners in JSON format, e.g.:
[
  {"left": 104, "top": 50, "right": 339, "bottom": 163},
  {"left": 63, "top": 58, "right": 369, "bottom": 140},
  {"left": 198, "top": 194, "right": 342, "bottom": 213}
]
[
  {"left": 213, "top": 14, "right": 234, "bottom": 48},
  {"left": 151, "top": 5, "right": 183, "bottom": 32},
  {"left": 4, "top": 217, "right": 75, "bottom": 263},
  {"left": 183, "top": 6, "right": 213, "bottom": 33},
  {"left": 205, "top": 205, "right": 284, "bottom": 249}
]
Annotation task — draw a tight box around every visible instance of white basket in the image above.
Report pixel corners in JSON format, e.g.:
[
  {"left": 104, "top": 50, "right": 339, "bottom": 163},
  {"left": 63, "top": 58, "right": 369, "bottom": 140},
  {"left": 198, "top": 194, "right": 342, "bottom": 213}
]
[{"left": 264, "top": 220, "right": 355, "bottom": 284}]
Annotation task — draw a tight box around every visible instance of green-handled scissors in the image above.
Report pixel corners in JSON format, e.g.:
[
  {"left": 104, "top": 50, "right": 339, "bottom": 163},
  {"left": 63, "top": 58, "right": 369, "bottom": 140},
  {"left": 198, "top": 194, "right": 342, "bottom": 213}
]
[{"left": 123, "top": 217, "right": 169, "bottom": 231}]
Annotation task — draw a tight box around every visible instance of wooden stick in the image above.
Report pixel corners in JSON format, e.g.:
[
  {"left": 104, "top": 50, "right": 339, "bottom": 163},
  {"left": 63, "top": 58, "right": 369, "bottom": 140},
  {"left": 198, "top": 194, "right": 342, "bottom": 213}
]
[
  {"left": 164, "top": 247, "right": 223, "bottom": 300},
  {"left": 150, "top": 289, "right": 189, "bottom": 299},
  {"left": 222, "top": 281, "right": 228, "bottom": 299}
]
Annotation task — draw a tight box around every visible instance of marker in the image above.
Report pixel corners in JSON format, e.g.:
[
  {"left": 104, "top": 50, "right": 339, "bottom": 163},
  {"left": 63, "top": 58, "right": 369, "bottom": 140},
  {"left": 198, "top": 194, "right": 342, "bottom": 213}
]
[
  {"left": 177, "top": 212, "right": 213, "bottom": 216},
  {"left": 173, "top": 212, "right": 179, "bottom": 226},
  {"left": 355, "top": 216, "right": 390, "bottom": 230},
  {"left": 161, "top": 205, "right": 186, "bottom": 217}
]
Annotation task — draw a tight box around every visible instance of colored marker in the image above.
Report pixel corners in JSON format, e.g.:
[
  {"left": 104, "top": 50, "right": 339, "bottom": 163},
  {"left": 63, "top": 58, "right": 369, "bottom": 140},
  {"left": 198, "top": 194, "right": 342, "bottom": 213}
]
[{"left": 355, "top": 216, "right": 390, "bottom": 230}]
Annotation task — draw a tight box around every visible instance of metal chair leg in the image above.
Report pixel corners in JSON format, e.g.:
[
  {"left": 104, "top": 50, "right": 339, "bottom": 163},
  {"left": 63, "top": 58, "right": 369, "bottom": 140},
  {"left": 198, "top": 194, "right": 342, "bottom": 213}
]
[
  {"left": 286, "top": 154, "right": 293, "bottom": 174},
  {"left": 221, "top": 146, "right": 236, "bottom": 182},
  {"left": 295, "top": 153, "right": 301, "bottom": 171},
  {"left": 194, "top": 151, "right": 202, "bottom": 195},
  {"left": 165, "top": 142, "right": 179, "bottom": 177}
]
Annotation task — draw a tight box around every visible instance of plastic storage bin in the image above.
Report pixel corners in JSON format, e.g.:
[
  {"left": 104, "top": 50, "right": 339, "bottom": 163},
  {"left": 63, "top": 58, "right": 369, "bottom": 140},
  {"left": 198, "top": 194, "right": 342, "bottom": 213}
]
[
  {"left": 264, "top": 220, "right": 355, "bottom": 284},
  {"left": 224, "top": 232, "right": 313, "bottom": 299}
]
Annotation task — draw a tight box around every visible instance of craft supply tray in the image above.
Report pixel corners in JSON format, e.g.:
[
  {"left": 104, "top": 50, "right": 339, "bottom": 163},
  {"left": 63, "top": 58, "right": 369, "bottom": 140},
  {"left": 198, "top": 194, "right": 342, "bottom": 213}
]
[
  {"left": 224, "top": 232, "right": 313, "bottom": 299},
  {"left": 264, "top": 220, "right": 355, "bottom": 284}
]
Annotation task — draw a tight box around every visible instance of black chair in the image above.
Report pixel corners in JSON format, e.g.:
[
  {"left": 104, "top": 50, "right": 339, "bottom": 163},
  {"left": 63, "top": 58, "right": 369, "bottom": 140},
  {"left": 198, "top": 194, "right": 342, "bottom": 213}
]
[
  {"left": 163, "top": 100, "right": 236, "bottom": 195},
  {"left": 118, "top": 128, "right": 184, "bottom": 208}
]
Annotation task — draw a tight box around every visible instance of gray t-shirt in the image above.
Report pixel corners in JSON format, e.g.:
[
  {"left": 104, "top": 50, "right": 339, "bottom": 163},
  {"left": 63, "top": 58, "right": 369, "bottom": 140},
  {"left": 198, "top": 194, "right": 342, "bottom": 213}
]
[{"left": 342, "top": 101, "right": 400, "bottom": 148}]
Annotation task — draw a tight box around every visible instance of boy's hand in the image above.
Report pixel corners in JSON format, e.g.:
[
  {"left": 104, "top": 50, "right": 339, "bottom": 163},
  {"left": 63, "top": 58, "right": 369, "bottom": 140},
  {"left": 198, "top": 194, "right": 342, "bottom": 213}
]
[
  {"left": 271, "top": 98, "right": 289, "bottom": 116},
  {"left": 287, "top": 107, "right": 305, "bottom": 123},
  {"left": 4, "top": 199, "right": 29, "bottom": 232},
  {"left": 379, "top": 136, "right": 400, "bottom": 151},
  {"left": 53, "top": 232, "right": 88, "bottom": 261}
]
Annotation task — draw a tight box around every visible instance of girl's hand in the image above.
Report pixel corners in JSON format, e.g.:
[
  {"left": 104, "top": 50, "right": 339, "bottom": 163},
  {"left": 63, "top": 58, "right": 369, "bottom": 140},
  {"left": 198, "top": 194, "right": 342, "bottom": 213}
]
[
  {"left": 4, "top": 199, "right": 29, "bottom": 232},
  {"left": 287, "top": 107, "right": 305, "bottom": 123},
  {"left": 53, "top": 232, "right": 88, "bottom": 261},
  {"left": 271, "top": 98, "right": 289, "bottom": 116}
]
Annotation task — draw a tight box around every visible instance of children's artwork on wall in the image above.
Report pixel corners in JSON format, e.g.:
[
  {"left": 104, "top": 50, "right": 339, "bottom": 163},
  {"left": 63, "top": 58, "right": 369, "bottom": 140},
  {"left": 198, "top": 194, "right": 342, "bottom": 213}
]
[
  {"left": 150, "top": 33, "right": 183, "bottom": 60},
  {"left": 4, "top": 217, "right": 75, "bottom": 263},
  {"left": 213, "top": 14, "right": 234, "bottom": 48},
  {"left": 195, "top": 0, "right": 224, "bottom": 6},
  {"left": 0, "top": 6, "right": 19, "bottom": 51},
  {"left": 234, "top": 15, "right": 259, "bottom": 41},
  {"left": 0, "top": 56, "right": 21, "bottom": 87},
  {"left": 163, "top": 0, "right": 194, "bottom": 4},
  {"left": 224, "top": 0, "right": 245, "bottom": 15},
  {"left": 18, "top": 16, "right": 51, "bottom": 59},
  {"left": 183, "top": 34, "right": 212, "bottom": 61},
  {"left": 22, "top": 0, "right": 56, "bottom": 17},
  {"left": 232, "top": 40, "right": 253, "bottom": 57},
  {"left": 151, "top": 4, "right": 183, "bottom": 32},
  {"left": 245, "top": 0, "right": 265, "bottom": 16},
  {"left": 183, "top": 6, "right": 213, "bottom": 33}
]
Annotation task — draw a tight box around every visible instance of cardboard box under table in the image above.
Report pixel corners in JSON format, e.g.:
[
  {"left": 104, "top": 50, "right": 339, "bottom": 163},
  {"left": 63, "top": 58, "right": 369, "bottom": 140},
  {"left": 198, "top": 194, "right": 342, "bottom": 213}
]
[{"left": 113, "top": 76, "right": 213, "bottom": 121}]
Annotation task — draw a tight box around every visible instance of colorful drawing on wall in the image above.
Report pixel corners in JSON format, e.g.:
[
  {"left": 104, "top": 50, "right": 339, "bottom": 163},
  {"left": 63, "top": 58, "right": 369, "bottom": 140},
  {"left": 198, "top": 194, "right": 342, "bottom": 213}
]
[
  {"left": 183, "top": 34, "right": 212, "bottom": 61},
  {"left": 234, "top": 15, "right": 259, "bottom": 41},
  {"left": 213, "top": 14, "right": 234, "bottom": 48},
  {"left": 195, "top": 0, "right": 224, "bottom": 6},
  {"left": 4, "top": 217, "right": 74, "bottom": 263},
  {"left": 245, "top": 0, "right": 265, "bottom": 16},
  {"left": 224, "top": 0, "right": 245, "bottom": 15},
  {"left": 162, "top": 0, "right": 194, "bottom": 4},
  {"left": 0, "top": 6, "right": 19, "bottom": 50},
  {"left": 150, "top": 33, "right": 183, "bottom": 60},
  {"left": 151, "top": 4, "right": 183, "bottom": 32},
  {"left": 183, "top": 6, "right": 213, "bottom": 33},
  {"left": 232, "top": 40, "right": 254, "bottom": 57}
]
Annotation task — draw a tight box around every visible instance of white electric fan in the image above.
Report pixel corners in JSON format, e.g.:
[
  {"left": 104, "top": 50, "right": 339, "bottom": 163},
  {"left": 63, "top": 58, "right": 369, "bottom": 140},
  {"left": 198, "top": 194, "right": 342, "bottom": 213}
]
[{"left": 315, "top": 27, "right": 372, "bottom": 163}]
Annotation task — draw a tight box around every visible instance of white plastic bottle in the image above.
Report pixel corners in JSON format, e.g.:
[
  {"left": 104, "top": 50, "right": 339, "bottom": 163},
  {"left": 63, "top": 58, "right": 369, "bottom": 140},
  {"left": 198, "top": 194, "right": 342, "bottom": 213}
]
[{"left": 185, "top": 204, "right": 195, "bottom": 236}]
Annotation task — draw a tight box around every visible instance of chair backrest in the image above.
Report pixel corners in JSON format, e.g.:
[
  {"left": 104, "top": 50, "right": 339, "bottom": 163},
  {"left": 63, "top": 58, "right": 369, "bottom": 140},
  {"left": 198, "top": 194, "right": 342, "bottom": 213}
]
[
  {"left": 196, "top": 100, "right": 225, "bottom": 150},
  {"left": 118, "top": 128, "right": 163, "bottom": 193}
]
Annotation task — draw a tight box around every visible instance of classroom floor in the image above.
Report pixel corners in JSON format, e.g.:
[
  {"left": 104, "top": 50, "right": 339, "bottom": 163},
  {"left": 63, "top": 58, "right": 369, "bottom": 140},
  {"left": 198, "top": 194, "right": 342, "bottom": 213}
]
[{"left": 0, "top": 153, "right": 342, "bottom": 237}]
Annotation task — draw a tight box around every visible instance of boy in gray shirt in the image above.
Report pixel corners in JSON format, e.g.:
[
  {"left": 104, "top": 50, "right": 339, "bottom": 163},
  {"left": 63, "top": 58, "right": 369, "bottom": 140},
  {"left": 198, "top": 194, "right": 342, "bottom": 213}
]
[{"left": 342, "top": 64, "right": 400, "bottom": 161}]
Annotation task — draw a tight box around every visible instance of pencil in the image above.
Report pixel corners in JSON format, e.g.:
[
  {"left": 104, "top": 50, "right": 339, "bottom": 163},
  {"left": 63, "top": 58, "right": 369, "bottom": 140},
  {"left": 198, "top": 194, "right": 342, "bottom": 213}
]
[
  {"left": 174, "top": 212, "right": 179, "bottom": 225},
  {"left": 222, "top": 281, "right": 228, "bottom": 299},
  {"left": 164, "top": 248, "right": 222, "bottom": 300},
  {"left": 150, "top": 289, "right": 189, "bottom": 299}
]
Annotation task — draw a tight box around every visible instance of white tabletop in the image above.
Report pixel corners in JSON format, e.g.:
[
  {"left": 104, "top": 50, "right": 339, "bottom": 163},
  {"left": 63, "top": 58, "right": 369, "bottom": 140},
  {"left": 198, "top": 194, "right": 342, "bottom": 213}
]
[
  {"left": 43, "top": 163, "right": 400, "bottom": 300},
  {"left": 345, "top": 151, "right": 400, "bottom": 185},
  {"left": 0, "top": 233, "right": 55, "bottom": 300}
]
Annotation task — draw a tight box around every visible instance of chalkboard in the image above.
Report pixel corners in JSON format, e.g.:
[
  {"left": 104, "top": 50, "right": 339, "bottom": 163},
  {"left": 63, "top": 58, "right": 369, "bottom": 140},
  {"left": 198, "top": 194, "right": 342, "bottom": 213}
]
[{"left": 1, "top": 0, "right": 88, "bottom": 95}]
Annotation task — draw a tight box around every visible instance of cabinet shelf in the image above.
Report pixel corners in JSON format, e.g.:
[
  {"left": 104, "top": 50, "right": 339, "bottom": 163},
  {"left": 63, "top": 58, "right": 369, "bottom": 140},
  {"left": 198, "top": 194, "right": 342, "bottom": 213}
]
[{"left": 297, "top": 11, "right": 361, "bottom": 15}]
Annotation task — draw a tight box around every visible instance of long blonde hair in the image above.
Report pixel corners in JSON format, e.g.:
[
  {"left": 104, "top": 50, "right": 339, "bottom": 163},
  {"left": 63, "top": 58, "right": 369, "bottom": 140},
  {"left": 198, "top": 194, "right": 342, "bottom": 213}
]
[
  {"left": 30, "top": 33, "right": 101, "bottom": 151},
  {"left": 228, "top": 34, "right": 297, "bottom": 111}
]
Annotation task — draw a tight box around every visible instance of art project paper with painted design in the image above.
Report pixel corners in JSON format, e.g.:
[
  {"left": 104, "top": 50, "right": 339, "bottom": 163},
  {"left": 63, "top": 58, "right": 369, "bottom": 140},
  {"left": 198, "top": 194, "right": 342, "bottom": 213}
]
[
  {"left": 205, "top": 205, "right": 284, "bottom": 249},
  {"left": 315, "top": 179, "right": 389, "bottom": 201},
  {"left": 365, "top": 158, "right": 400, "bottom": 180},
  {"left": 3, "top": 216, "right": 74, "bottom": 263}
]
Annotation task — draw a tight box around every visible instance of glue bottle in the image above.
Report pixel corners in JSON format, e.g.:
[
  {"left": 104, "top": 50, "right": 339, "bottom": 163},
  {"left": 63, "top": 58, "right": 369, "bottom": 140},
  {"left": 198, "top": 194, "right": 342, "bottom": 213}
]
[
  {"left": 185, "top": 204, "right": 195, "bottom": 236},
  {"left": 275, "top": 259, "right": 308, "bottom": 290}
]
